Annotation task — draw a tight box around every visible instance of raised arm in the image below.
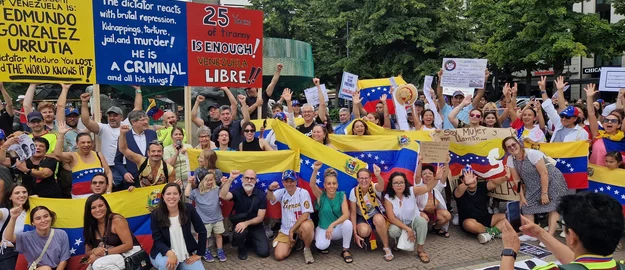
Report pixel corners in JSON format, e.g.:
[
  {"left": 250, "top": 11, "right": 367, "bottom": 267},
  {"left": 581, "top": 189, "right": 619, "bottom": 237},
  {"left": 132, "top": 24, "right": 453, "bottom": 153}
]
[
  {"left": 221, "top": 87, "right": 238, "bottom": 113},
  {"left": 23, "top": 83, "right": 37, "bottom": 114},
  {"left": 471, "top": 70, "right": 489, "bottom": 110},
  {"left": 118, "top": 125, "right": 143, "bottom": 165},
  {"left": 487, "top": 173, "right": 509, "bottom": 191},
  {"left": 80, "top": 93, "right": 100, "bottom": 134},
  {"left": 309, "top": 161, "right": 323, "bottom": 200},
  {"left": 3, "top": 205, "right": 23, "bottom": 243},
  {"left": 436, "top": 69, "right": 445, "bottom": 109},
  {"left": 219, "top": 171, "right": 240, "bottom": 201},
  {"left": 54, "top": 123, "right": 74, "bottom": 164},
  {"left": 265, "top": 63, "right": 283, "bottom": 97},
  {"left": 555, "top": 76, "right": 567, "bottom": 114},
  {"left": 380, "top": 93, "right": 390, "bottom": 129},
  {"left": 282, "top": 88, "right": 297, "bottom": 128},
  {"left": 503, "top": 84, "right": 518, "bottom": 123},
  {"left": 131, "top": 85, "right": 143, "bottom": 111},
  {"left": 448, "top": 95, "right": 472, "bottom": 128},
  {"left": 55, "top": 84, "right": 71, "bottom": 125},
  {"left": 237, "top": 95, "right": 251, "bottom": 127},
  {"left": 0, "top": 83, "right": 14, "bottom": 117},
  {"left": 585, "top": 84, "right": 600, "bottom": 138},
  {"left": 454, "top": 170, "right": 475, "bottom": 199},
  {"left": 314, "top": 78, "right": 327, "bottom": 123},
  {"left": 352, "top": 91, "right": 362, "bottom": 119},
  {"left": 191, "top": 95, "right": 206, "bottom": 127},
  {"left": 372, "top": 164, "right": 385, "bottom": 193},
  {"left": 411, "top": 104, "right": 422, "bottom": 130},
  {"left": 535, "top": 100, "right": 545, "bottom": 131},
  {"left": 539, "top": 76, "right": 550, "bottom": 101}
]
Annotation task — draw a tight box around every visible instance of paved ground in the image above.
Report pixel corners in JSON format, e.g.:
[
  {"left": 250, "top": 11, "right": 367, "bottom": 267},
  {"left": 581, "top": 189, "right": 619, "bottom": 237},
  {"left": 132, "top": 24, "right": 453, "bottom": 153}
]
[{"left": 197, "top": 223, "right": 625, "bottom": 270}]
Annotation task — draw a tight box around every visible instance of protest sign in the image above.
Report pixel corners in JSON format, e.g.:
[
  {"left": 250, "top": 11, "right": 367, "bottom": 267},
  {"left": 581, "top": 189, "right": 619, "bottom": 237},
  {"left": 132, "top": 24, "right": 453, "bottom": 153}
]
[
  {"left": 0, "top": 0, "right": 96, "bottom": 83},
  {"left": 431, "top": 128, "right": 515, "bottom": 143},
  {"left": 488, "top": 176, "right": 521, "bottom": 201},
  {"left": 8, "top": 134, "right": 35, "bottom": 161},
  {"left": 519, "top": 243, "right": 553, "bottom": 259},
  {"left": 443, "top": 87, "right": 474, "bottom": 97},
  {"left": 475, "top": 258, "right": 550, "bottom": 270},
  {"left": 339, "top": 72, "right": 358, "bottom": 100},
  {"left": 186, "top": 4, "right": 263, "bottom": 88},
  {"left": 93, "top": 0, "right": 188, "bottom": 86},
  {"left": 599, "top": 67, "right": 625, "bottom": 92},
  {"left": 304, "top": 84, "right": 329, "bottom": 106},
  {"left": 419, "top": 141, "right": 449, "bottom": 163},
  {"left": 440, "top": 58, "right": 487, "bottom": 88}
]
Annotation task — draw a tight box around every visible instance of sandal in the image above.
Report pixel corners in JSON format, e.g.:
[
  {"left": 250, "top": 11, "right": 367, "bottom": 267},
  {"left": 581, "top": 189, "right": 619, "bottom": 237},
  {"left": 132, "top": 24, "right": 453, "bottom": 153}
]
[
  {"left": 383, "top": 247, "right": 394, "bottom": 262},
  {"left": 341, "top": 249, "right": 353, "bottom": 263},
  {"left": 433, "top": 227, "right": 450, "bottom": 238},
  {"left": 320, "top": 249, "right": 329, "bottom": 254},
  {"left": 417, "top": 251, "right": 430, "bottom": 263}
]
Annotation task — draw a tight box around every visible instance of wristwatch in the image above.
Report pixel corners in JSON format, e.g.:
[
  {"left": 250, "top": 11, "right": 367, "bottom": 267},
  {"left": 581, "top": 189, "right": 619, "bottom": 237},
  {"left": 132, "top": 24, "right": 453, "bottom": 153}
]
[
  {"left": 540, "top": 91, "right": 547, "bottom": 95},
  {"left": 501, "top": 248, "right": 517, "bottom": 259}
]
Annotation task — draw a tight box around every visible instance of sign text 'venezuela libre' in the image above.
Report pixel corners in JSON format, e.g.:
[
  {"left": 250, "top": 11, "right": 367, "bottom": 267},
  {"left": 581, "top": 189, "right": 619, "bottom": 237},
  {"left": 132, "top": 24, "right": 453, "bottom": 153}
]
[
  {"left": 186, "top": 3, "right": 264, "bottom": 88},
  {"left": 0, "top": 0, "right": 96, "bottom": 83}
]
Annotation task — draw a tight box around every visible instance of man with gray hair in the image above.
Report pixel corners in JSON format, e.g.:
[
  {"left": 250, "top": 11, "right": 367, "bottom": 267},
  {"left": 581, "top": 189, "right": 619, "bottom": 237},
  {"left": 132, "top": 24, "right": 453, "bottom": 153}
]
[
  {"left": 195, "top": 126, "right": 216, "bottom": 150},
  {"left": 113, "top": 110, "right": 157, "bottom": 191},
  {"left": 333, "top": 108, "right": 353, "bottom": 135},
  {"left": 296, "top": 78, "right": 327, "bottom": 137}
]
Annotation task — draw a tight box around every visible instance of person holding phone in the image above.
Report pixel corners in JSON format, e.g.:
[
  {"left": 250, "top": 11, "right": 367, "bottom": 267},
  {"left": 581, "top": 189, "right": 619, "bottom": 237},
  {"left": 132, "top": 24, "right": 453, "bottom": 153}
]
[{"left": 502, "top": 136, "right": 569, "bottom": 246}]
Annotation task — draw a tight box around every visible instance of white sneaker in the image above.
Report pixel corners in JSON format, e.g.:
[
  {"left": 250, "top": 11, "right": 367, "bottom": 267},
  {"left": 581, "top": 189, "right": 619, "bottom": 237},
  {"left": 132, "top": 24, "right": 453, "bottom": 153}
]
[
  {"left": 518, "top": 235, "right": 538, "bottom": 242},
  {"left": 559, "top": 231, "right": 566, "bottom": 238},
  {"left": 452, "top": 214, "right": 459, "bottom": 226},
  {"left": 539, "top": 242, "right": 546, "bottom": 248},
  {"left": 478, "top": 233, "right": 493, "bottom": 244}
]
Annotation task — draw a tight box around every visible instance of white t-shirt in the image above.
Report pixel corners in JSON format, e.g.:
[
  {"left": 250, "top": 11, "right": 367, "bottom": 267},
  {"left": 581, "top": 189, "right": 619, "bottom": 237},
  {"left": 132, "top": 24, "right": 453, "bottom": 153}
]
[
  {"left": 270, "top": 188, "right": 313, "bottom": 235},
  {"left": 384, "top": 188, "right": 418, "bottom": 224},
  {"left": 519, "top": 124, "right": 546, "bottom": 143},
  {"left": 97, "top": 119, "right": 129, "bottom": 165},
  {"left": 169, "top": 215, "right": 189, "bottom": 262},
  {"left": 507, "top": 149, "right": 547, "bottom": 168},
  {"left": 0, "top": 209, "right": 25, "bottom": 248},
  {"left": 348, "top": 184, "right": 382, "bottom": 217}
]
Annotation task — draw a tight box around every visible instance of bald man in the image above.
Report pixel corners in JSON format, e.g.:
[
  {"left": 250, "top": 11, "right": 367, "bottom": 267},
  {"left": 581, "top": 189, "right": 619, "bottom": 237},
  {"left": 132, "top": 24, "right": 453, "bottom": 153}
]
[{"left": 156, "top": 111, "right": 186, "bottom": 146}]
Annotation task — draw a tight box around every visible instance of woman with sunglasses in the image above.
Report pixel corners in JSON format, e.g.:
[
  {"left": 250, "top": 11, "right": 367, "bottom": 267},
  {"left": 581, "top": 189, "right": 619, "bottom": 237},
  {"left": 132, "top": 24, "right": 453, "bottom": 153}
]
[
  {"left": 448, "top": 95, "right": 483, "bottom": 128},
  {"left": 239, "top": 122, "right": 272, "bottom": 151},
  {"left": 502, "top": 136, "right": 568, "bottom": 245},
  {"left": 586, "top": 84, "right": 625, "bottom": 166},
  {"left": 213, "top": 128, "right": 235, "bottom": 151}
]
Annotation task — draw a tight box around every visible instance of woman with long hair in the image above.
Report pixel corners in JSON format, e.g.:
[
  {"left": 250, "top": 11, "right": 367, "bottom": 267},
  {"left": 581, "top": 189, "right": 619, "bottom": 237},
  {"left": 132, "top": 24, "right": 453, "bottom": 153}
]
[
  {"left": 509, "top": 99, "right": 546, "bottom": 143},
  {"left": 164, "top": 127, "right": 194, "bottom": 188},
  {"left": 420, "top": 109, "right": 437, "bottom": 131},
  {"left": 449, "top": 96, "right": 483, "bottom": 128},
  {"left": 351, "top": 119, "right": 371, "bottom": 136},
  {"left": 239, "top": 122, "right": 272, "bottom": 151},
  {"left": 0, "top": 184, "right": 30, "bottom": 269},
  {"left": 482, "top": 111, "right": 501, "bottom": 128},
  {"left": 150, "top": 183, "right": 207, "bottom": 270},
  {"left": 82, "top": 194, "right": 142, "bottom": 269},
  {"left": 311, "top": 124, "right": 335, "bottom": 149}
]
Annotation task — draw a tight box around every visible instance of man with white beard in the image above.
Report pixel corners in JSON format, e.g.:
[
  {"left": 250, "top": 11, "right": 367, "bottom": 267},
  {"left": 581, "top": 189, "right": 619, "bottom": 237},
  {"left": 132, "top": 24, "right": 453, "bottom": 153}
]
[{"left": 219, "top": 169, "right": 270, "bottom": 260}]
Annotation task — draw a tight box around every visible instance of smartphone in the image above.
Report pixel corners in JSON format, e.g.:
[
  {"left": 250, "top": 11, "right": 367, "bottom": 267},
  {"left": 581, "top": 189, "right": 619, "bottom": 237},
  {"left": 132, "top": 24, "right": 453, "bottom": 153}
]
[
  {"left": 530, "top": 95, "right": 536, "bottom": 101},
  {"left": 506, "top": 201, "right": 522, "bottom": 232}
]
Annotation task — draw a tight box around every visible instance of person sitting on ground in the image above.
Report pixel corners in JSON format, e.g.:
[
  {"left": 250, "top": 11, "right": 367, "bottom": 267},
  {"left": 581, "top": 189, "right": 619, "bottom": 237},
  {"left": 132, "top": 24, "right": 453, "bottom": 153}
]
[
  {"left": 309, "top": 161, "right": 353, "bottom": 263},
  {"left": 454, "top": 169, "right": 508, "bottom": 244},
  {"left": 415, "top": 156, "right": 452, "bottom": 238},
  {"left": 267, "top": 170, "right": 316, "bottom": 264},
  {"left": 499, "top": 192, "right": 625, "bottom": 270}
]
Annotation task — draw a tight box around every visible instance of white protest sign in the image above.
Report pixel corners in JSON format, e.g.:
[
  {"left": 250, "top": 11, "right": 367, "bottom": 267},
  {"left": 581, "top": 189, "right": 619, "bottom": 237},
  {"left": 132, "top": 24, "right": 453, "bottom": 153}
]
[
  {"left": 552, "top": 85, "right": 570, "bottom": 99},
  {"left": 8, "top": 134, "right": 35, "bottom": 162},
  {"left": 339, "top": 72, "right": 359, "bottom": 101},
  {"left": 304, "top": 84, "right": 329, "bottom": 106},
  {"left": 599, "top": 67, "right": 625, "bottom": 92},
  {"left": 443, "top": 87, "right": 474, "bottom": 97},
  {"left": 441, "top": 58, "right": 488, "bottom": 88}
]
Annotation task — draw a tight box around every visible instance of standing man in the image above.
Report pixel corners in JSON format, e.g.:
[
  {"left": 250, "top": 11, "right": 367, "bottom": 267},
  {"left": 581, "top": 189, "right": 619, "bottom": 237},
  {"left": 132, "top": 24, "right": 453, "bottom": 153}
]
[
  {"left": 0, "top": 83, "right": 15, "bottom": 135},
  {"left": 55, "top": 84, "right": 81, "bottom": 152},
  {"left": 114, "top": 110, "right": 157, "bottom": 190},
  {"left": 191, "top": 87, "right": 238, "bottom": 132},
  {"left": 210, "top": 95, "right": 251, "bottom": 149},
  {"left": 247, "top": 63, "right": 283, "bottom": 119},
  {"left": 296, "top": 78, "right": 327, "bottom": 137},
  {"left": 540, "top": 76, "right": 589, "bottom": 142},
  {"left": 27, "top": 112, "right": 57, "bottom": 154},
  {"left": 118, "top": 125, "right": 176, "bottom": 187},
  {"left": 437, "top": 69, "right": 487, "bottom": 129}
]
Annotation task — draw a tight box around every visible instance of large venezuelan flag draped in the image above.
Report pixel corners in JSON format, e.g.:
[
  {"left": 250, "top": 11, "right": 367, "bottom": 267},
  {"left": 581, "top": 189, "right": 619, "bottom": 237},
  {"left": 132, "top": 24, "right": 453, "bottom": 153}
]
[
  {"left": 357, "top": 76, "right": 407, "bottom": 115},
  {"left": 272, "top": 120, "right": 367, "bottom": 200},
  {"left": 448, "top": 140, "right": 509, "bottom": 180},
  {"left": 329, "top": 134, "right": 419, "bottom": 185},
  {"left": 250, "top": 118, "right": 305, "bottom": 139},
  {"left": 587, "top": 164, "right": 625, "bottom": 215},
  {"left": 525, "top": 141, "right": 589, "bottom": 189},
  {"left": 345, "top": 118, "right": 433, "bottom": 142},
  {"left": 187, "top": 149, "right": 299, "bottom": 219},
  {"left": 16, "top": 186, "right": 164, "bottom": 270}
]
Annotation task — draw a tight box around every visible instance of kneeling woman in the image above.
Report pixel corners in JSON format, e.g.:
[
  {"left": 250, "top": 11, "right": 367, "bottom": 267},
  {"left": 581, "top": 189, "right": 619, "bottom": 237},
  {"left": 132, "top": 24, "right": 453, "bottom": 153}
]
[
  {"left": 83, "top": 194, "right": 143, "bottom": 269},
  {"left": 4, "top": 205, "right": 70, "bottom": 269},
  {"left": 310, "top": 161, "right": 353, "bottom": 263},
  {"left": 150, "top": 183, "right": 207, "bottom": 270},
  {"left": 415, "top": 157, "right": 452, "bottom": 238},
  {"left": 384, "top": 171, "right": 439, "bottom": 263}
]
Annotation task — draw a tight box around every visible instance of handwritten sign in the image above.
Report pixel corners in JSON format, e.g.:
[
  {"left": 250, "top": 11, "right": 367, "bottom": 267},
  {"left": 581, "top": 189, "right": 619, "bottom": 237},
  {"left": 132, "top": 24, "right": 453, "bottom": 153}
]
[
  {"left": 441, "top": 58, "right": 487, "bottom": 88},
  {"left": 443, "top": 86, "right": 474, "bottom": 97},
  {"left": 0, "top": 0, "right": 96, "bottom": 83},
  {"left": 187, "top": 4, "right": 263, "bottom": 88},
  {"left": 304, "top": 84, "right": 329, "bottom": 106},
  {"left": 339, "top": 72, "right": 358, "bottom": 101},
  {"left": 431, "top": 128, "right": 515, "bottom": 143},
  {"left": 599, "top": 67, "right": 625, "bottom": 92},
  {"left": 93, "top": 0, "right": 188, "bottom": 86},
  {"left": 488, "top": 176, "right": 521, "bottom": 201},
  {"left": 420, "top": 142, "right": 450, "bottom": 163}
]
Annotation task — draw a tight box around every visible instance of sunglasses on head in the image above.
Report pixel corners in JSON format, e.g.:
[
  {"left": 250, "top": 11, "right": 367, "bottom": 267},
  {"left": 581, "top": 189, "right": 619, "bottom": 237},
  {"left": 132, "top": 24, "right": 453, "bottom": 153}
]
[
  {"left": 603, "top": 118, "right": 619, "bottom": 124},
  {"left": 470, "top": 113, "right": 482, "bottom": 118}
]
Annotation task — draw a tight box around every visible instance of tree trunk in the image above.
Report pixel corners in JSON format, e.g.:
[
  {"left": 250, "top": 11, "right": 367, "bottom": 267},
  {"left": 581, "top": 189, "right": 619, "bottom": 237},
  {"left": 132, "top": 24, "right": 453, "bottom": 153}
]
[{"left": 525, "top": 69, "right": 532, "bottom": 96}]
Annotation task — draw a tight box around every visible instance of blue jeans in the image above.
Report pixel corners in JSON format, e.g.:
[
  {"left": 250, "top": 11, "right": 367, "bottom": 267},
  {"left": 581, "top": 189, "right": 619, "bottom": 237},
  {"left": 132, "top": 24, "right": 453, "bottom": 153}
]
[{"left": 150, "top": 253, "right": 204, "bottom": 270}]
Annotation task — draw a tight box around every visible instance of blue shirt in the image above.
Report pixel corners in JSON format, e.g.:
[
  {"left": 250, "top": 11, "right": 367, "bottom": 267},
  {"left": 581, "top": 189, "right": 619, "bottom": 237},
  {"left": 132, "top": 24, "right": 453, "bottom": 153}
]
[
  {"left": 334, "top": 116, "right": 354, "bottom": 135},
  {"left": 442, "top": 104, "right": 472, "bottom": 129}
]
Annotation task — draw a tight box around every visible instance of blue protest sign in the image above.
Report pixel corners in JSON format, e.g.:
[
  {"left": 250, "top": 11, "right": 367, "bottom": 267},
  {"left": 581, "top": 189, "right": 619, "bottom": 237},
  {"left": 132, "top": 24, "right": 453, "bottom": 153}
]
[{"left": 93, "top": 0, "right": 188, "bottom": 86}]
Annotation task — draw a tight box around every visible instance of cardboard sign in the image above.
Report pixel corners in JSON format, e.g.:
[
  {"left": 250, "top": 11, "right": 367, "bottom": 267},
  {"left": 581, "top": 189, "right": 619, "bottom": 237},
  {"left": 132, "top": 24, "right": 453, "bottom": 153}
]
[
  {"left": 0, "top": 0, "right": 96, "bottom": 83},
  {"left": 339, "top": 72, "right": 358, "bottom": 100},
  {"left": 93, "top": 0, "right": 188, "bottom": 86},
  {"left": 599, "top": 67, "right": 625, "bottom": 92},
  {"left": 304, "top": 84, "right": 329, "bottom": 106},
  {"left": 441, "top": 58, "right": 487, "bottom": 88},
  {"left": 488, "top": 176, "right": 521, "bottom": 201},
  {"left": 420, "top": 141, "right": 450, "bottom": 163},
  {"left": 186, "top": 4, "right": 263, "bottom": 88},
  {"left": 431, "top": 128, "right": 515, "bottom": 143}
]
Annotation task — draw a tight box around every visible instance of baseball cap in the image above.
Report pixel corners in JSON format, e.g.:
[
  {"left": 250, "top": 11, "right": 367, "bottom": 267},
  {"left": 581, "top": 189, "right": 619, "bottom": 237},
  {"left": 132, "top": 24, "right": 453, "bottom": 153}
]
[
  {"left": 281, "top": 170, "right": 297, "bottom": 181},
  {"left": 452, "top": 91, "right": 465, "bottom": 97},
  {"left": 207, "top": 103, "right": 219, "bottom": 110},
  {"left": 415, "top": 100, "right": 425, "bottom": 107},
  {"left": 27, "top": 111, "right": 43, "bottom": 122},
  {"left": 0, "top": 130, "right": 6, "bottom": 140},
  {"left": 292, "top": 100, "right": 301, "bottom": 107},
  {"left": 65, "top": 108, "right": 79, "bottom": 116},
  {"left": 16, "top": 95, "right": 25, "bottom": 102},
  {"left": 559, "top": 106, "right": 579, "bottom": 118},
  {"left": 597, "top": 99, "right": 605, "bottom": 104},
  {"left": 274, "top": 112, "right": 287, "bottom": 122},
  {"left": 106, "top": 106, "right": 123, "bottom": 115}
]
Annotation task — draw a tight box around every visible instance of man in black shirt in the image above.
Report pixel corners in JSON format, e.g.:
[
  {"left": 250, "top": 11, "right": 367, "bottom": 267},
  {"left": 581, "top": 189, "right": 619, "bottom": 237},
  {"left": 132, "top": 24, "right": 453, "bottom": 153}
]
[
  {"left": 246, "top": 63, "right": 283, "bottom": 119},
  {"left": 296, "top": 78, "right": 327, "bottom": 137},
  {"left": 210, "top": 95, "right": 251, "bottom": 148},
  {"left": 0, "top": 83, "right": 15, "bottom": 135},
  {"left": 454, "top": 169, "right": 507, "bottom": 244}
]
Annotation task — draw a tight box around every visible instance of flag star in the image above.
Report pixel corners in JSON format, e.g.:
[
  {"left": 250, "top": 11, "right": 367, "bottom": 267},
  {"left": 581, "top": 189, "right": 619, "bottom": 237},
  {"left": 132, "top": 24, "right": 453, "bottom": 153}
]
[
  {"left": 622, "top": 194, "right": 625, "bottom": 200},
  {"left": 600, "top": 187, "right": 604, "bottom": 192},
  {"left": 556, "top": 159, "right": 561, "bottom": 163},
  {"left": 233, "top": 180, "right": 238, "bottom": 184},
  {"left": 316, "top": 171, "right": 320, "bottom": 176},
  {"left": 305, "top": 159, "right": 310, "bottom": 165},
  {"left": 569, "top": 168, "right": 573, "bottom": 172},
  {"left": 261, "top": 182, "right": 266, "bottom": 187},
  {"left": 482, "top": 159, "right": 486, "bottom": 162},
  {"left": 310, "top": 164, "right": 315, "bottom": 169},
  {"left": 74, "top": 238, "right": 82, "bottom": 246},
  {"left": 607, "top": 186, "right": 612, "bottom": 191},
  {"left": 70, "top": 248, "right": 76, "bottom": 255},
  {"left": 299, "top": 159, "right": 303, "bottom": 164},
  {"left": 264, "top": 189, "right": 268, "bottom": 193},
  {"left": 368, "top": 153, "right": 372, "bottom": 158},
  {"left": 377, "top": 87, "right": 381, "bottom": 90},
  {"left": 372, "top": 89, "right": 376, "bottom": 93},
  {"left": 384, "top": 166, "right": 389, "bottom": 170},
  {"left": 380, "top": 160, "right": 385, "bottom": 165},
  {"left": 469, "top": 157, "right": 473, "bottom": 160},
  {"left": 560, "top": 160, "right": 566, "bottom": 164},
  {"left": 316, "top": 178, "right": 321, "bottom": 185},
  {"left": 615, "top": 190, "right": 620, "bottom": 195},
  {"left": 367, "top": 93, "right": 371, "bottom": 96},
  {"left": 595, "top": 189, "right": 598, "bottom": 193},
  {"left": 374, "top": 156, "right": 379, "bottom": 160},
  {"left": 360, "top": 154, "right": 365, "bottom": 158},
  {"left": 566, "top": 163, "right": 571, "bottom": 168}
]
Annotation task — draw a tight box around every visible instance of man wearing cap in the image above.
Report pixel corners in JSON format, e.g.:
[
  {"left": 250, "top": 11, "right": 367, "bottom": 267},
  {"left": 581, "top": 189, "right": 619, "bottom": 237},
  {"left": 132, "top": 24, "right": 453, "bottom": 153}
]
[
  {"left": 55, "top": 84, "right": 83, "bottom": 152},
  {"left": 27, "top": 111, "right": 57, "bottom": 154},
  {"left": 267, "top": 170, "right": 315, "bottom": 264},
  {"left": 0, "top": 83, "right": 15, "bottom": 135},
  {"left": 246, "top": 63, "right": 283, "bottom": 119},
  {"left": 437, "top": 69, "right": 487, "bottom": 129},
  {"left": 211, "top": 94, "right": 251, "bottom": 149},
  {"left": 219, "top": 169, "right": 270, "bottom": 260},
  {"left": 540, "top": 76, "right": 589, "bottom": 143},
  {"left": 291, "top": 100, "right": 302, "bottom": 118},
  {"left": 191, "top": 95, "right": 222, "bottom": 133}
]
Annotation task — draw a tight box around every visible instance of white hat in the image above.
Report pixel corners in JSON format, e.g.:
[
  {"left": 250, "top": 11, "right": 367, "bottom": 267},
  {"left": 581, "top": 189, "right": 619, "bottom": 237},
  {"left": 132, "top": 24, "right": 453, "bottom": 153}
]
[{"left": 16, "top": 95, "right": 25, "bottom": 102}]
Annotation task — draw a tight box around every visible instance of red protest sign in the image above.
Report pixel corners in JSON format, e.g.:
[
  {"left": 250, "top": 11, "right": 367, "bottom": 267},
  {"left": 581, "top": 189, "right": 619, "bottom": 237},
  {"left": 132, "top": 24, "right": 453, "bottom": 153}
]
[{"left": 187, "top": 4, "right": 263, "bottom": 88}]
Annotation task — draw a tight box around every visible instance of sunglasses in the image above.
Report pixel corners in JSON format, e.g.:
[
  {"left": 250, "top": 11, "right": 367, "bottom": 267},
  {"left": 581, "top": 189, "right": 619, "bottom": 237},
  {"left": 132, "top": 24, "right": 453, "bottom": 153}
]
[
  {"left": 560, "top": 115, "right": 574, "bottom": 119},
  {"left": 603, "top": 118, "right": 619, "bottom": 124},
  {"left": 243, "top": 129, "right": 255, "bottom": 133},
  {"left": 470, "top": 113, "right": 482, "bottom": 118}
]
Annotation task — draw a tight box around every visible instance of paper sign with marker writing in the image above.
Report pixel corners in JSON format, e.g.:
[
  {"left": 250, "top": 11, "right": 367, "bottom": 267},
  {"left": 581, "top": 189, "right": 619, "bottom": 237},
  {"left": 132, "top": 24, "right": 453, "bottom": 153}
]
[
  {"left": 419, "top": 142, "right": 449, "bottom": 163},
  {"left": 186, "top": 3, "right": 263, "bottom": 88},
  {"left": 339, "top": 72, "right": 358, "bottom": 100},
  {"left": 441, "top": 58, "right": 487, "bottom": 88},
  {"left": 599, "top": 67, "right": 625, "bottom": 92},
  {"left": 0, "top": 0, "right": 96, "bottom": 83},
  {"left": 304, "top": 84, "right": 329, "bottom": 106},
  {"left": 443, "top": 87, "right": 474, "bottom": 97},
  {"left": 431, "top": 128, "right": 515, "bottom": 143},
  {"left": 93, "top": 0, "right": 188, "bottom": 86}
]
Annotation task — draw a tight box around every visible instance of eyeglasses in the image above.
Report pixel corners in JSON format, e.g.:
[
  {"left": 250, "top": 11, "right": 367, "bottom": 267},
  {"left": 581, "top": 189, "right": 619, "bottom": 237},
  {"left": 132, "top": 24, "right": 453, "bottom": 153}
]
[
  {"left": 302, "top": 110, "right": 314, "bottom": 114},
  {"left": 560, "top": 115, "right": 573, "bottom": 119},
  {"left": 470, "top": 113, "right": 482, "bottom": 119},
  {"left": 603, "top": 118, "right": 620, "bottom": 124},
  {"left": 505, "top": 144, "right": 517, "bottom": 150},
  {"left": 392, "top": 182, "right": 405, "bottom": 186},
  {"left": 243, "top": 129, "right": 255, "bottom": 133}
]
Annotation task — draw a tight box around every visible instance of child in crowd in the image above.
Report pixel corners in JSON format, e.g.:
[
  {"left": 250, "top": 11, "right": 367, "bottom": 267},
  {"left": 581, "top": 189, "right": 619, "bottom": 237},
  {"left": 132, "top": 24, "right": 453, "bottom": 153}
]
[
  {"left": 605, "top": 151, "right": 624, "bottom": 170},
  {"left": 185, "top": 172, "right": 227, "bottom": 262},
  {"left": 193, "top": 149, "right": 223, "bottom": 187}
]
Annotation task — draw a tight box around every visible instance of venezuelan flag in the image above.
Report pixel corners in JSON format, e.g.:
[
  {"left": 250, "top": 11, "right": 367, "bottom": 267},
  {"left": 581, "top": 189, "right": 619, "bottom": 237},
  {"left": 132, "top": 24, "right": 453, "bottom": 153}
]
[
  {"left": 449, "top": 140, "right": 508, "bottom": 180},
  {"left": 357, "top": 76, "right": 407, "bottom": 114},
  {"left": 329, "top": 134, "right": 419, "bottom": 185},
  {"left": 272, "top": 120, "right": 367, "bottom": 200},
  {"left": 525, "top": 141, "right": 589, "bottom": 189},
  {"left": 344, "top": 118, "right": 433, "bottom": 142},
  {"left": 250, "top": 118, "right": 305, "bottom": 139},
  {"left": 16, "top": 186, "right": 164, "bottom": 270},
  {"left": 587, "top": 164, "right": 625, "bottom": 215},
  {"left": 187, "top": 149, "right": 299, "bottom": 219},
  {"left": 146, "top": 98, "right": 164, "bottom": 120}
]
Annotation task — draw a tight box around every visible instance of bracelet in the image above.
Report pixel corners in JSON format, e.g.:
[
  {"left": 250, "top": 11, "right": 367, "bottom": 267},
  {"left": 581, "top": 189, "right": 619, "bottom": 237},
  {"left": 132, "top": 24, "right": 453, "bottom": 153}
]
[
  {"left": 540, "top": 91, "right": 546, "bottom": 94},
  {"left": 136, "top": 90, "right": 142, "bottom": 94}
]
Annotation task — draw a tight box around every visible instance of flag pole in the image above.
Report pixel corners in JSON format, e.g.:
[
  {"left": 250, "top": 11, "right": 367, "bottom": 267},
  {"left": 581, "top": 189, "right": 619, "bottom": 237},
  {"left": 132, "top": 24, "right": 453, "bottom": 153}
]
[
  {"left": 184, "top": 86, "right": 192, "bottom": 144},
  {"left": 93, "top": 84, "right": 102, "bottom": 152}
]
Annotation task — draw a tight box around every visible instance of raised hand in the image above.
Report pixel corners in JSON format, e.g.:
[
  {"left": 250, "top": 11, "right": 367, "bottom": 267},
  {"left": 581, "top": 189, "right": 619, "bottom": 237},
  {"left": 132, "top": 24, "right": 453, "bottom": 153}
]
[
  {"left": 555, "top": 76, "right": 568, "bottom": 91},
  {"left": 9, "top": 204, "right": 23, "bottom": 218},
  {"left": 511, "top": 82, "right": 518, "bottom": 95},
  {"left": 80, "top": 93, "right": 91, "bottom": 103},
  {"left": 463, "top": 170, "right": 476, "bottom": 185},
  {"left": 57, "top": 121, "right": 70, "bottom": 134},
  {"left": 584, "top": 83, "right": 598, "bottom": 97},
  {"left": 372, "top": 164, "right": 381, "bottom": 175},
  {"left": 268, "top": 181, "right": 280, "bottom": 191},
  {"left": 380, "top": 93, "right": 388, "bottom": 102},
  {"left": 277, "top": 63, "right": 284, "bottom": 71},
  {"left": 131, "top": 85, "right": 141, "bottom": 91},
  {"left": 352, "top": 91, "right": 363, "bottom": 104},
  {"left": 437, "top": 69, "right": 443, "bottom": 79},
  {"left": 120, "top": 125, "right": 130, "bottom": 134},
  {"left": 313, "top": 161, "right": 322, "bottom": 171},
  {"left": 313, "top": 78, "right": 320, "bottom": 86},
  {"left": 196, "top": 95, "right": 205, "bottom": 103},
  {"left": 462, "top": 95, "right": 472, "bottom": 106},
  {"left": 538, "top": 76, "right": 547, "bottom": 91},
  {"left": 230, "top": 170, "right": 241, "bottom": 180},
  {"left": 282, "top": 88, "right": 292, "bottom": 102},
  {"left": 61, "top": 83, "right": 72, "bottom": 90},
  {"left": 237, "top": 94, "right": 246, "bottom": 104}
]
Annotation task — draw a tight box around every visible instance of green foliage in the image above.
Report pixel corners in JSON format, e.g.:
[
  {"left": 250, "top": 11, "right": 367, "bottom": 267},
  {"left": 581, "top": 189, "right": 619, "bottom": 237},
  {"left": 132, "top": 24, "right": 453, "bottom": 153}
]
[{"left": 329, "top": 107, "right": 340, "bottom": 123}]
